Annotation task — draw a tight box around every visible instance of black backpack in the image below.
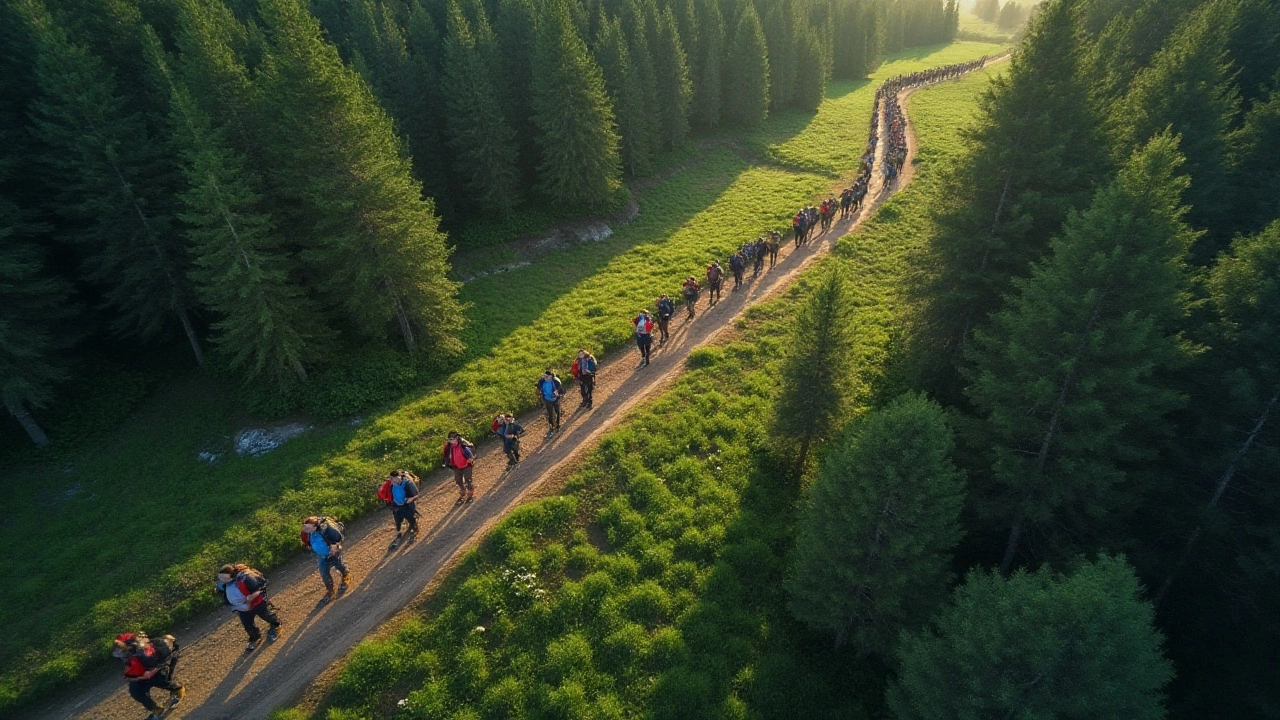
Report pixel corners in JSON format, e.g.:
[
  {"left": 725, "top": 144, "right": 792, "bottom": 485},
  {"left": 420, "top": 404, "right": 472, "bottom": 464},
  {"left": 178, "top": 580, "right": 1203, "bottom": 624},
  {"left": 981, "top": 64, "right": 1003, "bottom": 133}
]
[{"left": 319, "top": 517, "right": 345, "bottom": 544}]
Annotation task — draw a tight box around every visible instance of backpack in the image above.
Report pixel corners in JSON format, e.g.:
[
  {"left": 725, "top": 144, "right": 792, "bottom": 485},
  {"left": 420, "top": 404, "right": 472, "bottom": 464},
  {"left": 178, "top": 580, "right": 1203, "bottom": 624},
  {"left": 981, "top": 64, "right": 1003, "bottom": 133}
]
[
  {"left": 319, "top": 517, "right": 345, "bottom": 544},
  {"left": 239, "top": 568, "right": 268, "bottom": 594}
]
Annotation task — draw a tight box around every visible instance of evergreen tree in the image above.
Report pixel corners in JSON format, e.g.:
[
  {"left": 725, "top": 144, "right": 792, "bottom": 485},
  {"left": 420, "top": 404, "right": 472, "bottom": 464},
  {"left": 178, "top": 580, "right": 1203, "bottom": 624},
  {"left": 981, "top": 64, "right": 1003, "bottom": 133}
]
[
  {"left": 530, "top": 0, "right": 621, "bottom": 208},
  {"left": 595, "top": 14, "right": 654, "bottom": 175},
  {"left": 723, "top": 0, "right": 769, "bottom": 126},
  {"left": 1116, "top": 2, "right": 1239, "bottom": 251},
  {"left": 995, "top": 0, "right": 1022, "bottom": 30},
  {"left": 623, "top": 0, "right": 663, "bottom": 157},
  {"left": 1223, "top": 0, "right": 1280, "bottom": 112},
  {"left": 832, "top": 0, "right": 870, "bottom": 79},
  {"left": 252, "top": 0, "right": 464, "bottom": 353},
  {"left": 493, "top": 0, "right": 539, "bottom": 179},
  {"left": 173, "top": 0, "right": 257, "bottom": 142},
  {"left": 964, "top": 135, "right": 1197, "bottom": 571},
  {"left": 761, "top": 0, "right": 796, "bottom": 110},
  {"left": 403, "top": 0, "right": 452, "bottom": 209},
  {"left": 913, "top": 0, "right": 1107, "bottom": 397},
  {"left": 774, "top": 267, "right": 853, "bottom": 474},
  {"left": 793, "top": 30, "right": 826, "bottom": 111},
  {"left": 440, "top": 0, "right": 521, "bottom": 212},
  {"left": 650, "top": 7, "right": 693, "bottom": 149},
  {"left": 888, "top": 556, "right": 1173, "bottom": 720},
  {"left": 787, "top": 393, "right": 965, "bottom": 654},
  {"left": 1228, "top": 78, "right": 1280, "bottom": 236},
  {"left": 690, "top": 0, "right": 723, "bottom": 128},
  {"left": 151, "top": 29, "right": 331, "bottom": 383},
  {"left": 19, "top": 0, "right": 204, "bottom": 365}
]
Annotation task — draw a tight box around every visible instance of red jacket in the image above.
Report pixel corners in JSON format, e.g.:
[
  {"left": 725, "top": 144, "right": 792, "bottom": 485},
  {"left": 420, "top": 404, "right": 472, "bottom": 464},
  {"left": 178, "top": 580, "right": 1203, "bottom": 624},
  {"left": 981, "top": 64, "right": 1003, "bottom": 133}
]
[
  {"left": 377, "top": 479, "right": 394, "bottom": 504},
  {"left": 634, "top": 315, "right": 653, "bottom": 334}
]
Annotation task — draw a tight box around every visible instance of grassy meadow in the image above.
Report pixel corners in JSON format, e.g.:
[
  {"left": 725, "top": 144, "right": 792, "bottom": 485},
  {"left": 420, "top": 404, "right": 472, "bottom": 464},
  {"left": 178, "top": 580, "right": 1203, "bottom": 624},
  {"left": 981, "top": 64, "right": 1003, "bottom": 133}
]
[
  {"left": 271, "top": 65, "right": 1002, "bottom": 720},
  {"left": 0, "top": 42, "right": 1004, "bottom": 711}
]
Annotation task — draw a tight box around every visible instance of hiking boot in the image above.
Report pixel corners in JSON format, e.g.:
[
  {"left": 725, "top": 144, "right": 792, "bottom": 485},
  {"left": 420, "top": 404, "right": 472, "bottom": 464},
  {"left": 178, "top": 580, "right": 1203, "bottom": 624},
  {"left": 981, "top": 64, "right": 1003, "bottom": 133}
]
[
  {"left": 245, "top": 642, "right": 257, "bottom": 654},
  {"left": 322, "top": 588, "right": 335, "bottom": 602},
  {"left": 145, "top": 712, "right": 166, "bottom": 720},
  {"left": 466, "top": 489, "right": 475, "bottom": 502},
  {"left": 389, "top": 532, "right": 402, "bottom": 550},
  {"left": 170, "top": 687, "right": 186, "bottom": 708},
  {"left": 406, "top": 530, "right": 417, "bottom": 544},
  {"left": 340, "top": 571, "right": 351, "bottom": 588},
  {"left": 267, "top": 626, "right": 280, "bottom": 642}
]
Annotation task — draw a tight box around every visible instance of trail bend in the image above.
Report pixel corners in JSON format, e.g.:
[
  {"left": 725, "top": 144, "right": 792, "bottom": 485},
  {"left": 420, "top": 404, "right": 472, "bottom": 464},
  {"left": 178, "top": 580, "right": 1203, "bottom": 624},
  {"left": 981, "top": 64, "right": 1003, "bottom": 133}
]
[{"left": 28, "top": 58, "right": 1002, "bottom": 720}]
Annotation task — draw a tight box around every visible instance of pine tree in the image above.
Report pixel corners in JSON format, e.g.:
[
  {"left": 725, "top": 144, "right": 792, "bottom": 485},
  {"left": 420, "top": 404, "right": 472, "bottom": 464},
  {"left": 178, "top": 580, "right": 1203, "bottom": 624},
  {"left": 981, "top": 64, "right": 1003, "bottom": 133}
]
[
  {"left": 690, "top": 0, "right": 723, "bottom": 128},
  {"left": 723, "top": 0, "right": 769, "bottom": 126},
  {"left": 793, "top": 30, "right": 826, "bottom": 111},
  {"left": 252, "top": 0, "right": 464, "bottom": 354},
  {"left": 787, "top": 393, "right": 965, "bottom": 654},
  {"left": 150, "top": 29, "right": 331, "bottom": 383},
  {"left": 1116, "top": 2, "right": 1239, "bottom": 251},
  {"left": 650, "top": 7, "right": 693, "bottom": 149},
  {"left": 761, "top": 1, "right": 796, "bottom": 110},
  {"left": 887, "top": 557, "right": 1173, "bottom": 720},
  {"left": 403, "top": 0, "right": 452, "bottom": 209},
  {"left": 440, "top": 0, "right": 521, "bottom": 212},
  {"left": 965, "top": 135, "right": 1197, "bottom": 571},
  {"left": 913, "top": 0, "right": 1107, "bottom": 397},
  {"left": 774, "top": 267, "right": 853, "bottom": 475},
  {"left": 832, "top": 0, "right": 870, "bottom": 79},
  {"left": 530, "top": 0, "right": 621, "bottom": 208},
  {"left": 1228, "top": 79, "right": 1280, "bottom": 236},
  {"left": 623, "top": 0, "right": 663, "bottom": 157},
  {"left": 595, "top": 14, "right": 654, "bottom": 176},
  {"left": 18, "top": 0, "right": 204, "bottom": 365},
  {"left": 493, "top": 0, "right": 539, "bottom": 180}
]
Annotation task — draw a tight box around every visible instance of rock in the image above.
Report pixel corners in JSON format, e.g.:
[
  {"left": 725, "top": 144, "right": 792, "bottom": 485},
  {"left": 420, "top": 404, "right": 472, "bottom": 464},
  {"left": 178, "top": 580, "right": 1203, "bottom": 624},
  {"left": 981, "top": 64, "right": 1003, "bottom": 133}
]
[
  {"left": 234, "top": 422, "right": 311, "bottom": 456},
  {"left": 197, "top": 451, "right": 221, "bottom": 464}
]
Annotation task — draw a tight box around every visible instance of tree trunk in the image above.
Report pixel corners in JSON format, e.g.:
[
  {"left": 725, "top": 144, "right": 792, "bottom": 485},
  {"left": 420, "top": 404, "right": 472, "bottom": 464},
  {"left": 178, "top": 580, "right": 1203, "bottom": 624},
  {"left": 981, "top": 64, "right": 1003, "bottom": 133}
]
[
  {"left": 1154, "top": 387, "right": 1279, "bottom": 608},
  {"left": 177, "top": 305, "right": 206, "bottom": 367},
  {"left": 387, "top": 278, "right": 417, "bottom": 352},
  {"left": 7, "top": 397, "right": 50, "bottom": 446}
]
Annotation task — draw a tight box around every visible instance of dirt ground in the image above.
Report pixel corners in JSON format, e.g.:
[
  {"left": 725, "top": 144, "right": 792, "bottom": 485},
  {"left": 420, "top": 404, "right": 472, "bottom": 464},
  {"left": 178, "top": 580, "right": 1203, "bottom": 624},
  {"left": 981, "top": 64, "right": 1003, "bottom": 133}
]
[{"left": 28, "top": 62, "right": 1000, "bottom": 720}]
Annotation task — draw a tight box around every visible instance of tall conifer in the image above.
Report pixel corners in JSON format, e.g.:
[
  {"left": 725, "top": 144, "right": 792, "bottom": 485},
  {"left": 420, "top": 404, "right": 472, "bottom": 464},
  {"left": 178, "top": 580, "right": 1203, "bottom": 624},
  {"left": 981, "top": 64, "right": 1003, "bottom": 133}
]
[
  {"left": 530, "top": 0, "right": 621, "bottom": 208},
  {"left": 252, "top": 0, "right": 463, "bottom": 354},
  {"left": 965, "top": 135, "right": 1197, "bottom": 570},
  {"left": 651, "top": 7, "right": 693, "bottom": 148},
  {"left": 691, "top": 0, "right": 723, "bottom": 128},
  {"left": 723, "top": 0, "right": 769, "bottom": 126},
  {"left": 595, "top": 14, "right": 654, "bottom": 175}
]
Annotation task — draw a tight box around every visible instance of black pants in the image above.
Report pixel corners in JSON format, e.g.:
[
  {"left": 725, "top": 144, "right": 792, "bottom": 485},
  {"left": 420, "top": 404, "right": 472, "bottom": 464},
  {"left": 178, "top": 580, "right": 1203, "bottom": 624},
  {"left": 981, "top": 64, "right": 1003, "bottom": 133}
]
[
  {"left": 128, "top": 662, "right": 181, "bottom": 711},
  {"left": 753, "top": 258, "right": 763, "bottom": 277},
  {"left": 237, "top": 601, "right": 281, "bottom": 643},
  {"left": 504, "top": 436, "right": 521, "bottom": 462},
  {"left": 733, "top": 269, "right": 743, "bottom": 287},
  {"left": 657, "top": 316, "right": 670, "bottom": 342},
  {"left": 393, "top": 502, "right": 418, "bottom": 534},
  {"left": 579, "top": 375, "right": 594, "bottom": 405},
  {"left": 769, "top": 248, "right": 779, "bottom": 267},
  {"left": 636, "top": 334, "right": 652, "bottom": 363},
  {"left": 543, "top": 398, "right": 562, "bottom": 428},
  {"left": 708, "top": 281, "right": 721, "bottom": 303}
]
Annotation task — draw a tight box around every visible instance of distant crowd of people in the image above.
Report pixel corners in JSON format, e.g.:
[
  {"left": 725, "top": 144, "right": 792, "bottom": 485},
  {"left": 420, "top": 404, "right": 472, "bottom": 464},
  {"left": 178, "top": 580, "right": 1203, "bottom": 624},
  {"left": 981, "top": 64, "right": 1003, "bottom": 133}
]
[{"left": 107, "top": 55, "right": 1002, "bottom": 720}]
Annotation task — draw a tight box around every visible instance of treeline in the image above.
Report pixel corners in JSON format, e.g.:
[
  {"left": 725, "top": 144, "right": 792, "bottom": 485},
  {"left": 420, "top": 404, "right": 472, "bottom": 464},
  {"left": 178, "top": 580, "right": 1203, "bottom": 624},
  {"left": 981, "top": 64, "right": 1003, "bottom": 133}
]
[
  {"left": 973, "top": 0, "right": 1033, "bottom": 30},
  {"left": 777, "top": 0, "right": 1280, "bottom": 716},
  {"left": 0, "top": 0, "right": 958, "bottom": 447}
]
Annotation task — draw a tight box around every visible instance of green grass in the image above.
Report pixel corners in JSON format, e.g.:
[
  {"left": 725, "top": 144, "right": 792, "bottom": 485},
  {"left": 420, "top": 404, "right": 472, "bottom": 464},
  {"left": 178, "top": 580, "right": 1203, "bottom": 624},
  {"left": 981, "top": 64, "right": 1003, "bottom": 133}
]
[
  {"left": 957, "top": 12, "right": 1019, "bottom": 43},
  {"left": 284, "top": 66, "right": 1001, "bottom": 720},
  {"left": 0, "top": 42, "right": 1002, "bottom": 711}
]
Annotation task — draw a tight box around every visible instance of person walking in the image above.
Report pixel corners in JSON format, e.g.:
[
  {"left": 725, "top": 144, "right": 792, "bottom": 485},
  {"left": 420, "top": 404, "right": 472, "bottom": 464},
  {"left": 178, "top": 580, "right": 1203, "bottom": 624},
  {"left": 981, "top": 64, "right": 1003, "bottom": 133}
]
[
  {"left": 655, "top": 295, "right": 674, "bottom": 344},
  {"left": 576, "top": 348, "right": 598, "bottom": 408},
  {"left": 633, "top": 310, "right": 654, "bottom": 366},
  {"left": 500, "top": 413, "right": 524, "bottom": 465},
  {"left": 215, "top": 563, "right": 281, "bottom": 652},
  {"left": 378, "top": 470, "right": 420, "bottom": 548},
  {"left": 729, "top": 252, "right": 745, "bottom": 289},
  {"left": 682, "top": 276, "right": 701, "bottom": 318},
  {"left": 752, "top": 238, "right": 766, "bottom": 277},
  {"left": 114, "top": 632, "right": 184, "bottom": 719},
  {"left": 443, "top": 431, "right": 477, "bottom": 499},
  {"left": 302, "top": 516, "right": 350, "bottom": 601},
  {"left": 768, "top": 231, "right": 781, "bottom": 268},
  {"left": 706, "top": 261, "right": 723, "bottom": 305}
]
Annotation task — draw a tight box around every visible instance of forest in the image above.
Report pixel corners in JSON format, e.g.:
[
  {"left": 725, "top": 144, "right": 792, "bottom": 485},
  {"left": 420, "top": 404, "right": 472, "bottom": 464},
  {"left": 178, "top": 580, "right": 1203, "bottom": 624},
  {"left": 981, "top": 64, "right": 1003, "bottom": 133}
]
[{"left": 0, "top": 0, "right": 961, "bottom": 446}]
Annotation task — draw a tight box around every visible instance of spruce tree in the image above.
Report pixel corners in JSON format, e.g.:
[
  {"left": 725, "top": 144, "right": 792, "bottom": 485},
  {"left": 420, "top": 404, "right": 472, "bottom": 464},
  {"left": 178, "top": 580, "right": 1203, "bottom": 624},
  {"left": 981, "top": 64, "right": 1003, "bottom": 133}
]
[
  {"left": 793, "top": 31, "right": 826, "bottom": 111},
  {"left": 440, "top": 0, "right": 521, "bottom": 212},
  {"left": 151, "top": 30, "right": 331, "bottom": 383},
  {"left": 774, "top": 267, "right": 853, "bottom": 475},
  {"left": 493, "top": 0, "right": 539, "bottom": 180},
  {"left": 1116, "top": 2, "right": 1239, "bottom": 250},
  {"left": 888, "top": 557, "right": 1172, "bottom": 720},
  {"left": 691, "top": 0, "right": 723, "bottom": 128},
  {"left": 530, "top": 0, "right": 621, "bottom": 208},
  {"left": 723, "top": 0, "right": 769, "bottom": 126},
  {"left": 1228, "top": 79, "right": 1280, "bottom": 236},
  {"left": 19, "top": 0, "right": 204, "bottom": 365},
  {"left": 651, "top": 7, "right": 693, "bottom": 149},
  {"left": 914, "top": 0, "right": 1107, "bottom": 397},
  {"left": 404, "top": 0, "right": 452, "bottom": 208},
  {"left": 762, "top": 1, "right": 796, "bottom": 110},
  {"left": 787, "top": 393, "right": 965, "bottom": 654},
  {"left": 595, "top": 14, "right": 654, "bottom": 176},
  {"left": 965, "top": 135, "right": 1197, "bottom": 571},
  {"left": 252, "top": 0, "right": 464, "bottom": 354}
]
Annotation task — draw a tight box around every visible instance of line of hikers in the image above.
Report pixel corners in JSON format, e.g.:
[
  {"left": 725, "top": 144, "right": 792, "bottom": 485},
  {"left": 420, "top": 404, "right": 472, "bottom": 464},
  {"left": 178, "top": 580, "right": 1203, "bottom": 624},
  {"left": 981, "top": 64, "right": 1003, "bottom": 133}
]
[{"left": 111, "top": 57, "right": 1004, "bottom": 719}]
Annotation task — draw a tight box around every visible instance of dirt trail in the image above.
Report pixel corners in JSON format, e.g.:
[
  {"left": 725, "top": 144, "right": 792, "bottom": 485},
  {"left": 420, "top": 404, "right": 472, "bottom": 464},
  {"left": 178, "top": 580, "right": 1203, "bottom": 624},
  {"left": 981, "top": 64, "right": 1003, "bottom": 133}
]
[{"left": 29, "top": 63, "right": 996, "bottom": 720}]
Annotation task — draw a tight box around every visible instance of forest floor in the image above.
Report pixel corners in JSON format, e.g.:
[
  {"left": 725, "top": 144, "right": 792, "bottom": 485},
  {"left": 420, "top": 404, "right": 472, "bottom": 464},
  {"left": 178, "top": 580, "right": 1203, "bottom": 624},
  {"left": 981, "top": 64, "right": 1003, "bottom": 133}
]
[{"left": 27, "top": 57, "right": 1005, "bottom": 720}]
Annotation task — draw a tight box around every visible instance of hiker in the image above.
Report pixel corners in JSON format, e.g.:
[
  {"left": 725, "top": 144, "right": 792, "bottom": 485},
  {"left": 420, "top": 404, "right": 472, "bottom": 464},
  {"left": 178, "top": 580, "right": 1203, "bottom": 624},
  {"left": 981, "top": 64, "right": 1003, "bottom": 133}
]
[
  {"left": 706, "top": 261, "right": 723, "bottom": 306},
  {"left": 443, "top": 431, "right": 477, "bottom": 499},
  {"left": 301, "top": 516, "right": 350, "bottom": 600},
  {"left": 634, "top": 310, "right": 654, "bottom": 366},
  {"left": 501, "top": 413, "right": 524, "bottom": 465},
  {"left": 378, "top": 469, "right": 420, "bottom": 548},
  {"left": 576, "top": 348, "right": 598, "bottom": 408},
  {"left": 752, "top": 238, "right": 766, "bottom": 277},
  {"left": 682, "top": 277, "right": 701, "bottom": 319},
  {"left": 768, "top": 231, "right": 781, "bottom": 267},
  {"left": 491, "top": 413, "right": 507, "bottom": 440},
  {"left": 792, "top": 212, "right": 804, "bottom": 248},
  {"left": 114, "top": 632, "right": 183, "bottom": 719},
  {"left": 729, "top": 252, "right": 745, "bottom": 289},
  {"left": 656, "top": 295, "right": 675, "bottom": 344},
  {"left": 215, "top": 563, "right": 281, "bottom": 652}
]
